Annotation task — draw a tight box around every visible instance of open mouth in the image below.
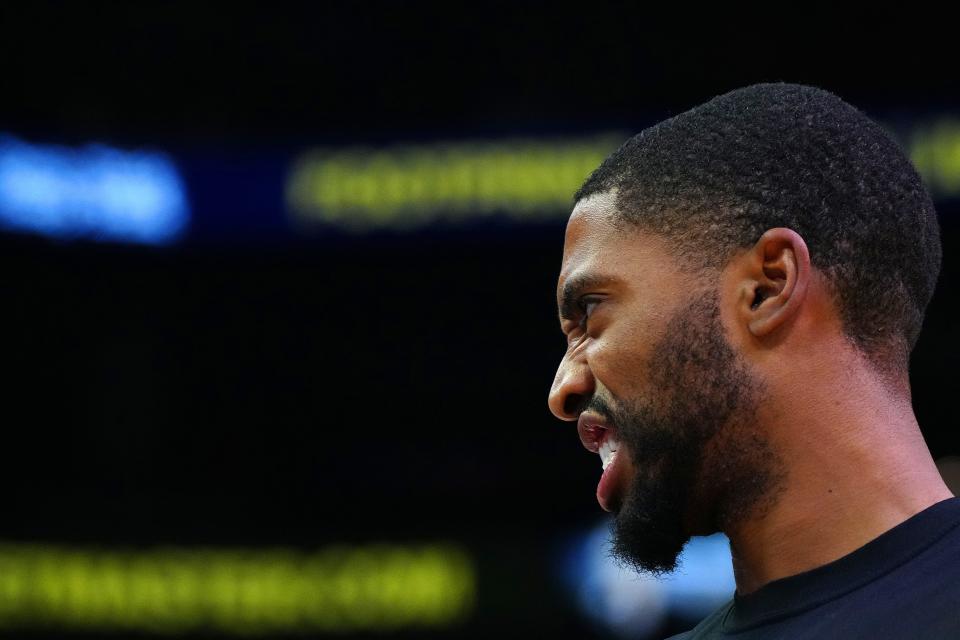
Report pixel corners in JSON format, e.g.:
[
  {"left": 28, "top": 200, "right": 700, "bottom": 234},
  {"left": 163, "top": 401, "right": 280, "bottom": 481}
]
[{"left": 578, "top": 412, "right": 629, "bottom": 512}]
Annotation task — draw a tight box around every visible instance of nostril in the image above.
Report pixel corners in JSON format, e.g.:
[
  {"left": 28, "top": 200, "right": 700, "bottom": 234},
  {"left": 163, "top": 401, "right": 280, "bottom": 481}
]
[{"left": 563, "top": 393, "right": 586, "bottom": 418}]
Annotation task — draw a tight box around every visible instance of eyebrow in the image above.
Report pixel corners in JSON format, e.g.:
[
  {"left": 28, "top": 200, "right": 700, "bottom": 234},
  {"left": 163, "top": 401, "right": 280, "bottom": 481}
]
[{"left": 558, "top": 273, "right": 622, "bottom": 322}]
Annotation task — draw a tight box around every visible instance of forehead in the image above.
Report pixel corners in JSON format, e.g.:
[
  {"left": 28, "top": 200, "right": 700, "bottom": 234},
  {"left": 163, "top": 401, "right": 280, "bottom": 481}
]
[
  {"left": 558, "top": 192, "right": 674, "bottom": 293},
  {"left": 562, "top": 191, "right": 619, "bottom": 265}
]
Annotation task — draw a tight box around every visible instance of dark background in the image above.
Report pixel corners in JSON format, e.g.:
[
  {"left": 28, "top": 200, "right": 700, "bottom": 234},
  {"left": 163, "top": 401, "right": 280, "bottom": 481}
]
[{"left": 1, "top": 4, "right": 957, "bottom": 639}]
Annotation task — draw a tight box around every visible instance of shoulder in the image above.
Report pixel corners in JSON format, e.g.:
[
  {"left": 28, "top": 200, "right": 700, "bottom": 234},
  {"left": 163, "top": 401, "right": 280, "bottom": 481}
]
[{"left": 663, "top": 600, "right": 731, "bottom": 640}]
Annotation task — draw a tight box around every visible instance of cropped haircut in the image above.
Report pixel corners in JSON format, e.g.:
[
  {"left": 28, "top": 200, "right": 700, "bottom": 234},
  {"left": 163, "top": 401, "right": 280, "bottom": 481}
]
[{"left": 575, "top": 83, "right": 941, "bottom": 369}]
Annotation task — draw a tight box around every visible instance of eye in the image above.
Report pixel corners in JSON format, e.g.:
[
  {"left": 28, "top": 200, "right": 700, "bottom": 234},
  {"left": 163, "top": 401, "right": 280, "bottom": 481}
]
[{"left": 578, "top": 296, "right": 601, "bottom": 327}]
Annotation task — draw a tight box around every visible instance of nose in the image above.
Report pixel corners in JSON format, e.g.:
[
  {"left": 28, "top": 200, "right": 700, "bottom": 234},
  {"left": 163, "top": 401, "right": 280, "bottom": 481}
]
[{"left": 548, "top": 353, "right": 595, "bottom": 421}]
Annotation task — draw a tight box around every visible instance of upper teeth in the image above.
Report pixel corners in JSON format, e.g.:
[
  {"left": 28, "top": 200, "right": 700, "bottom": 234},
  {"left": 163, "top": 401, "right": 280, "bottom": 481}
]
[{"left": 599, "top": 438, "right": 619, "bottom": 470}]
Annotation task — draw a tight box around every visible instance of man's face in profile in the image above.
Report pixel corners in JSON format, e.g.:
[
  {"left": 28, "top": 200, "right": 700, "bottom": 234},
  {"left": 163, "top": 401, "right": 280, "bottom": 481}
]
[{"left": 549, "top": 193, "right": 770, "bottom": 574}]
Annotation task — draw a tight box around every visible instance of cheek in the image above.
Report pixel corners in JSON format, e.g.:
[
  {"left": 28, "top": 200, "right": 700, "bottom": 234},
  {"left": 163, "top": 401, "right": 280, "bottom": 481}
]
[{"left": 587, "top": 320, "right": 659, "bottom": 398}]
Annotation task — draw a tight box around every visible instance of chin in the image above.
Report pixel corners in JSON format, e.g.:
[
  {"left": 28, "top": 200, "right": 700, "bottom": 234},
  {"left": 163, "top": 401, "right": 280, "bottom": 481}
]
[{"left": 610, "top": 488, "right": 692, "bottom": 576}]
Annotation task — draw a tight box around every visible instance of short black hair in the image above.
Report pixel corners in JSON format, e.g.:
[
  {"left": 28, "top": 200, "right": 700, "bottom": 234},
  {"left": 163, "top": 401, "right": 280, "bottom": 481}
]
[{"left": 575, "top": 82, "right": 941, "bottom": 369}]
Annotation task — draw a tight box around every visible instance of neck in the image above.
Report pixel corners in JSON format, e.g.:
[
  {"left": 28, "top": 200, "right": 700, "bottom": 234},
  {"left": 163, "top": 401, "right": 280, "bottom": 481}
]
[{"left": 724, "top": 351, "right": 953, "bottom": 596}]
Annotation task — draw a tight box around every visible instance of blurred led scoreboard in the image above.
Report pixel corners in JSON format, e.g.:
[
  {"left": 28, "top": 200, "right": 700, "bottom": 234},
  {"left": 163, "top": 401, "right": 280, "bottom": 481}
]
[{"left": 2, "top": 117, "right": 959, "bottom": 246}]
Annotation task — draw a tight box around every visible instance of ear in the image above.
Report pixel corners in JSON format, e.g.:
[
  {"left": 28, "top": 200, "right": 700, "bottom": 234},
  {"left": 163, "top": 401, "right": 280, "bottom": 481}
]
[{"left": 741, "top": 228, "right": 811, "bottom": 338}]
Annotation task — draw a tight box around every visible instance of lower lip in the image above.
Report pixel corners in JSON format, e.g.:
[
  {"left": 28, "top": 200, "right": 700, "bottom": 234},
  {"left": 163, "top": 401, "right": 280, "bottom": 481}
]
[{"left": 596, "top": 450, "right": 627, "bottom": 512}]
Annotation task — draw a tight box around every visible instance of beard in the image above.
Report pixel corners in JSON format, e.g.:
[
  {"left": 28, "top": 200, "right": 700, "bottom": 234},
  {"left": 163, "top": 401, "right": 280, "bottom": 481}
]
[{"left": 587, "top": 289, "right": 781, "bottom": 576}]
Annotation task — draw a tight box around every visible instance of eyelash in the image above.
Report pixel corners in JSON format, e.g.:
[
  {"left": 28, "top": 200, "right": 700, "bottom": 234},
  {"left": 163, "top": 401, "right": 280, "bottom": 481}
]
[{"left": 577, "top": 296, "right": 601, "bottom": 327}]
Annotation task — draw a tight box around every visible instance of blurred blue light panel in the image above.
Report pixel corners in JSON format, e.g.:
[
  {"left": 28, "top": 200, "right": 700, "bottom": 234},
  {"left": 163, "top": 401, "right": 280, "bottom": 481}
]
[
  {"left": 561, "top": 519, "right": 736, "bottom": 639},
  {"left": 0, "top": 134, "right": 189, "bottom": 245}
]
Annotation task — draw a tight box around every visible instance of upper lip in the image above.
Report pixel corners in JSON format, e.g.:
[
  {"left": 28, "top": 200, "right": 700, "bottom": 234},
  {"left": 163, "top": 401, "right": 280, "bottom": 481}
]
[{"left": 577, "top": 412, "right": 615, "bottom": 454}]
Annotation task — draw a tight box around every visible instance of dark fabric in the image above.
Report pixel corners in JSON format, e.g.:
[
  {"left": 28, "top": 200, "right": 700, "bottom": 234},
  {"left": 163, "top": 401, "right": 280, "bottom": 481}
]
[{"left": 669, "top": 497, "right": 960, "bottom": 639}]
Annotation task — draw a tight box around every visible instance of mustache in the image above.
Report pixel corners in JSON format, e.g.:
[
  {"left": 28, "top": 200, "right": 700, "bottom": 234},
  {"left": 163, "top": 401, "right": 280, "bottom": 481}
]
[{"left": 582, "top": 394, "right": 616, "bottom": 422}]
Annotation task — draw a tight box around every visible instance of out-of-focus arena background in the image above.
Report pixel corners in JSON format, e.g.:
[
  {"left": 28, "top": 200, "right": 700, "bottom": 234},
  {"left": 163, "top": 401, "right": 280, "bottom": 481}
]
[{"left": 0, "top": 5, "right": 958, "bottom": 639}]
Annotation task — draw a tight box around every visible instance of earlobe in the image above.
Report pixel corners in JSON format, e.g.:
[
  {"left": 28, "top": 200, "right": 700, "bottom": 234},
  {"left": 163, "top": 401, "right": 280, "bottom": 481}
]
[{"left": 746, "top": 228, "right": 811, "bottom": 338}]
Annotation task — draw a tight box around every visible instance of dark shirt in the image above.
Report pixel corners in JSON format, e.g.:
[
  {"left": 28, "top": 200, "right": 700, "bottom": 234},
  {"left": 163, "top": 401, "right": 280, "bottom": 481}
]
[{"left": 669, "top": 497, "right": 960, "bottom": 639}]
